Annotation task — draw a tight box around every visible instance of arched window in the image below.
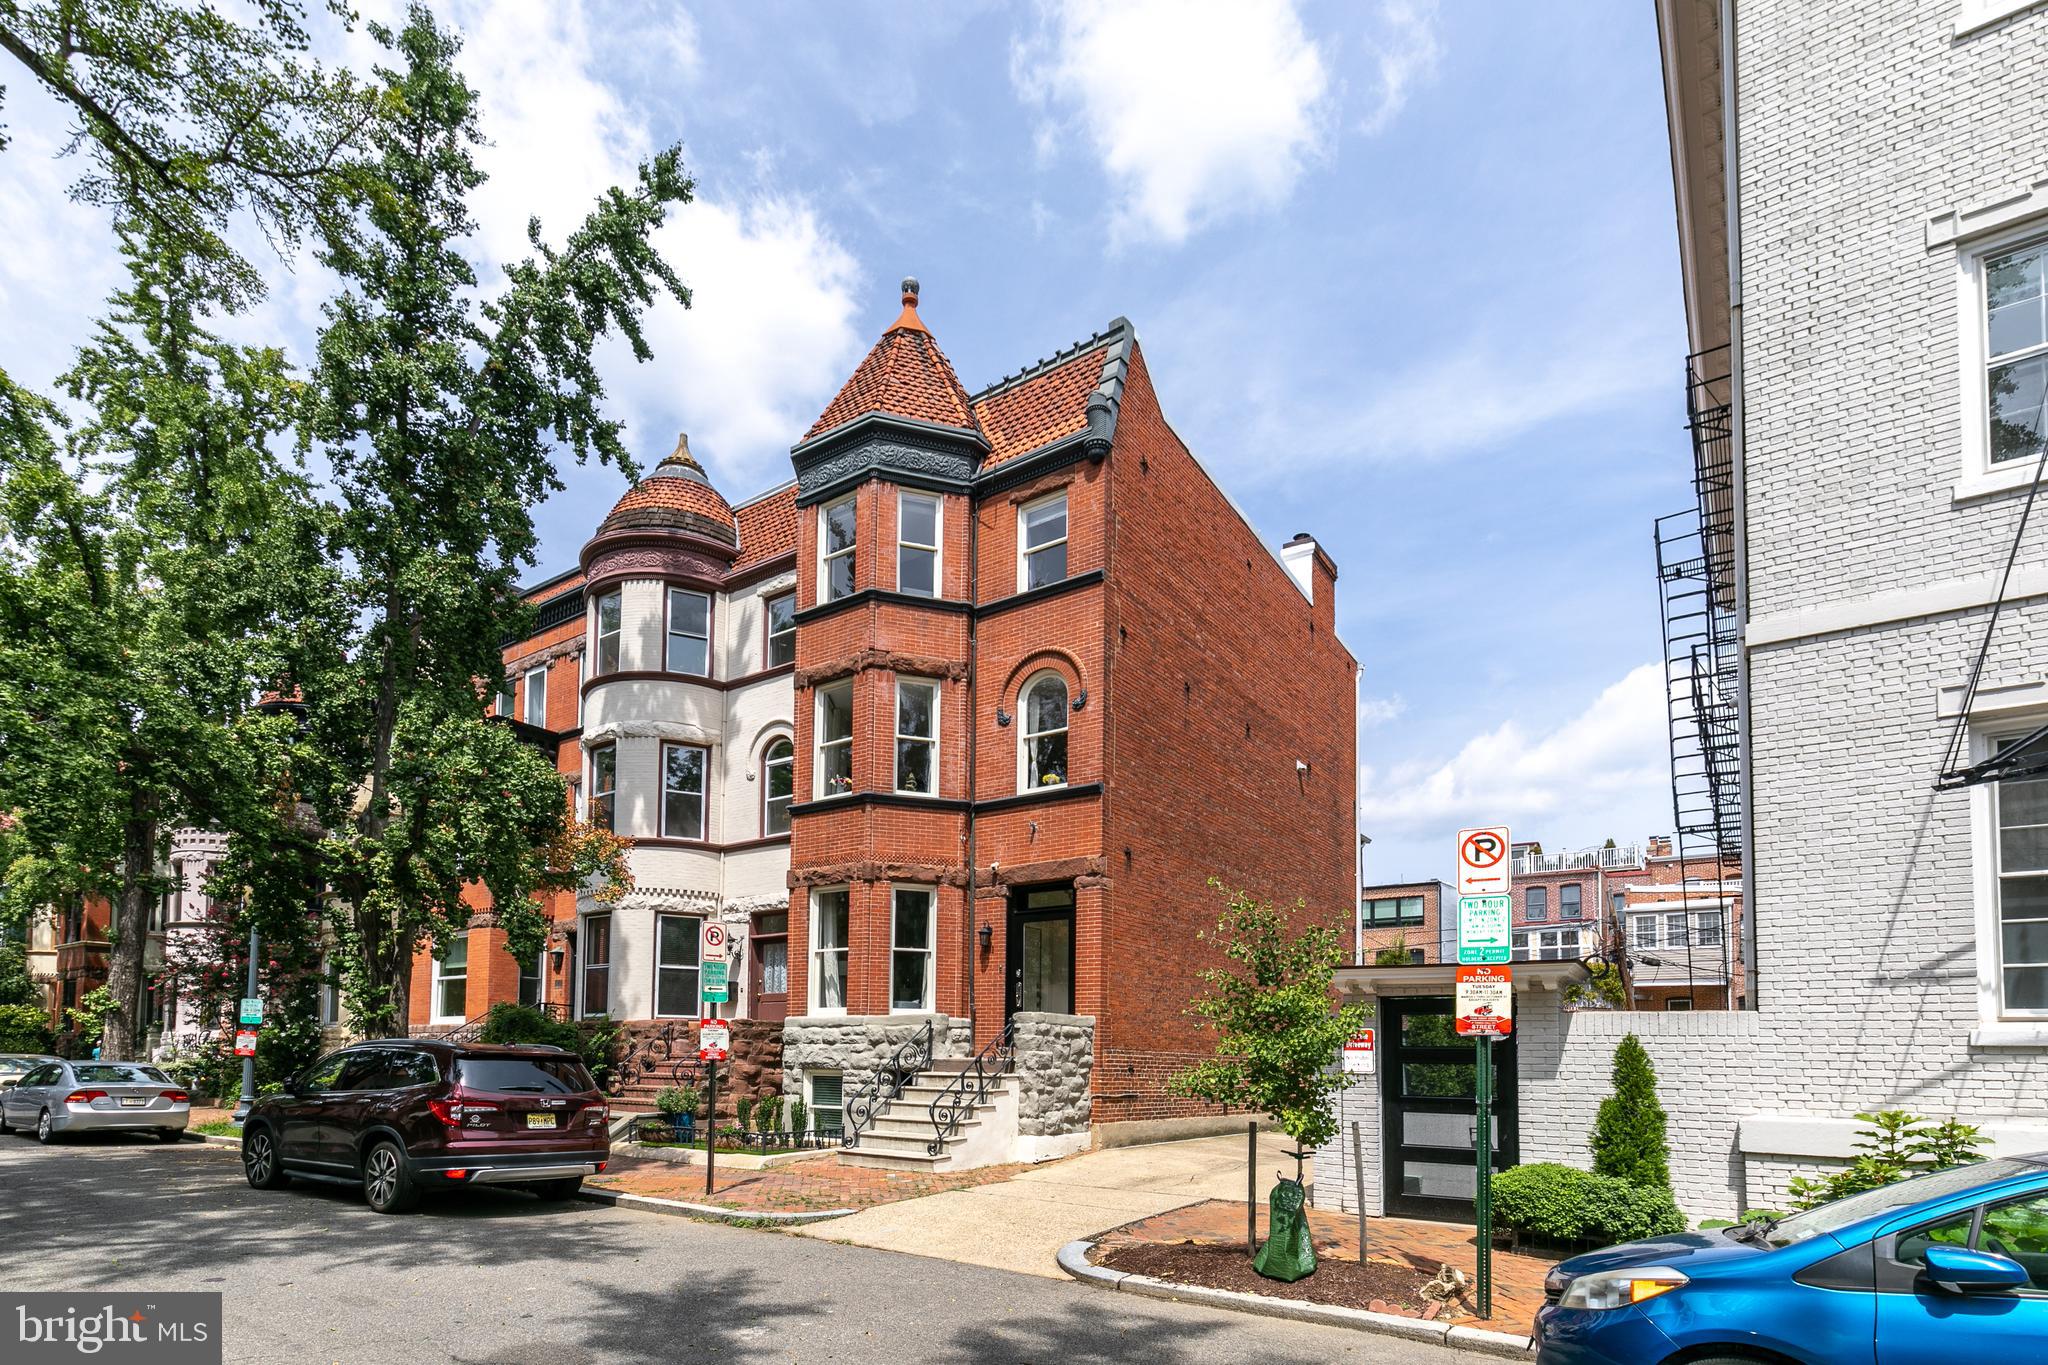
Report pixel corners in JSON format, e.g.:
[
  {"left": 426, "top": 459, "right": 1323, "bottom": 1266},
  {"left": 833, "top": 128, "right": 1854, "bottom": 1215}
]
[
  {"left": 1020, "top": 673, "right": 1069, "bottom": 790},
  {"left": 762, "top": 736, "right": 795, "bottom": 835}
]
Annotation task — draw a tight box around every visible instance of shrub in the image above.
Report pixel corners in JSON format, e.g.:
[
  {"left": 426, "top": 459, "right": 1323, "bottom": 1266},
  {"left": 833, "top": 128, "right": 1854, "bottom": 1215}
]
[
  {"left": 735, "top": 1096, "right": 754, "bottom": 1133},
  {"left": 1784, "top": 1110, "right": 1988, "bottom": 1210},
  {"left": 0, "top": 1003, "right": 53, "bottom": 1054},
  {"left": 476, "top": 1003, "right": 617, "bottom": 1087},
  {"left": 758, "top": 1095, "right": 783, "bottom": 1132},
  {"left": 790, "top": 1098, "right": 808, "bottom": 1135},
  {"left": 1493, "top": 1164, "right": 1686, "bottom": 1247},
  {"left": 654, "top": 1085, "right": 700, "bottom": 1119},
  {"left": 1591, "top": 1035, "right": 1670, "bottom": 1190}
]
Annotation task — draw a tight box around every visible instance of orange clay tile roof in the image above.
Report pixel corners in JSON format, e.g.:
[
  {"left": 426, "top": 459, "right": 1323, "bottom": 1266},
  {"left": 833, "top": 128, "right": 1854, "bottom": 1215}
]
[
  {"left": 733, "top": 482, "right": 798, "bottom": 570},
  {"left": 971, "top": 345, "right": 1110, "bottom": 468},
  {"left": 604, "top": 474, "right": 736, "bottom": 532},
  {"left": 806, "top": 326, "right": 977, "bottom": 438}
]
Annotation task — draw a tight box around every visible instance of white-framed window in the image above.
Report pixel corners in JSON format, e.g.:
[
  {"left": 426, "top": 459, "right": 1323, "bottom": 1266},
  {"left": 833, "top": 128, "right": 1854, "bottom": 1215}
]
[
  {"left": 1993, "top": 732, "right": 2048, "bottom": 1017},
  {"left": 581, "top": 913, "right": 611, "bottom": 1018},
  {"left": 654, "top": 913, "right": 702, "bottom": 1018},
  {"left": 1019, "top": 672, "right": 1069, "bottom": 790},
  {"left": 1512, "top": 927, "right": 1582, "bottom": 962},
  {"left": 1665, "top": 998, "right": 1694, "bottom": 1012},
  {"left": 575, "top": 653, "right": 585, "bottom": 726},
  {"left": 523, "top": 666, "right": 548, "bottom": 728},
  {"left": 895, "top": 679, "right": 938, "bottom": 794},
  {"left": 432, "top": 933, "right": 469, "bottom": 1023},
  {"left": 665, "top": 588, "right": 711, "bottom": 676},
  {"left": 1632, "top": 914, "right": 1657, "bottom": 949},
  {"left": 593, "top": 590, "right": 623, "bottom": 675},
  {"left": 567, "top": 776, "right": 584, "bottom": 823},
  {"left": 589, "top": 745, "right": 617, "bottom": 831},
  {"left": 516, "top": 948, "right": 542, "bottom": 1009},
  {"left": 810, "top": 888, "right": 849, "bottom": 1014},
  {"left": 891, "top": 886, "right": 935, "bottom": 1012},
  {"left": 1019, "top": 492, "right": 1068, "bottom": 591},
  {"left": 1960, "top": 229, "right": 2048, "bottom": 487},
  {"left": 320, "top": 960, "right": 343, "bottom": 1027},
  {"left": 821, "top": 496, "right": 857, "bottom": 602},
  {"left": 808, "top": 1071, "right": 843, "bottom": 1136},
  {"left": 816, "top": 681, "right": 853, "bottom": 797},
  {"left": 762, "top": 736, "right": 795, "bottom": 835},
  {"left": 765, "top": 591, "right": 796, "bottom": 668},
  {"left": 494, "top": 680, "right": 516, "bottom": 717},
  {"left": 661, "top": 742, "right": 707, "bottom": 840},
  {"left": 897, "top": 491, "right": 940, "bottom": 597}
]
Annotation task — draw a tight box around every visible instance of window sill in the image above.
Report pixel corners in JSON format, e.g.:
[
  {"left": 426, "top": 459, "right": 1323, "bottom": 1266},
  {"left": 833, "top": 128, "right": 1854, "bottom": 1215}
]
[
  {"left": 1952, "top": 461, "right": 2047, "bottom": 503},
  {"left": 1970, "top": 1021, "right": 2048, "bottom": 1048}
]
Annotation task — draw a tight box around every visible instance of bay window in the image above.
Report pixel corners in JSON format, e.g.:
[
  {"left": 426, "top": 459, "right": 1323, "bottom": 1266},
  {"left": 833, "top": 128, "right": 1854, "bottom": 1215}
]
[
  {"left": 821, "top": 497, "right": 857, "bottom": 602},
  {"left": 581, "top": 913, "right": 611, "bottom": 1017},
  {"left": 589, "top": 745, "right": 616, "bottom": 831},
  {"left": 766, "top": 591, "right": 796, "bottom": 668},
  {"left": 895, "top": 679, "right": 937, "bottom": 794},
  {"left": 891, "top": 887, "right": 935, "bottom": 1012},
  {"left": 898, "top": 492, "right": 939, "bottom": 597},
  {"left": 661, "top": 742, "right": 707, "bottom": 840},
  {"left": 593, "top": 590, "right": 622, "bottom": 674},
  {"left": 811, "top": 888, "right": 849, "bottom": 1013},
  {"left": 666, "top": 588, "right": 710, "bottom": 675},
  {"left": 433, "top": 933, "right": 468, "bottom": 1022},
  {"left": 655, "top": 914, "right": 702, "bottom": 1017},
  {"left": 817, "top": 681, "right": 853, "bottom": 797}
]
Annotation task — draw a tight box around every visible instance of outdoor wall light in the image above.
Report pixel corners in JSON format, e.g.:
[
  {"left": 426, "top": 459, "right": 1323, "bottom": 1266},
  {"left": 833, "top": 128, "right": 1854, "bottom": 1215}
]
[
  {"left": 549, "top": 948, "right": 565, "bottom": 971},
  {"left": 978, "top": 922, "right": 993, "bottom": 951}
]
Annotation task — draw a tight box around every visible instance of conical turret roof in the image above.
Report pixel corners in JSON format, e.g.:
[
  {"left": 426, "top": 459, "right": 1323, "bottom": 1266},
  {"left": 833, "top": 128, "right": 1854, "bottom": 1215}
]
[{"left": 805, "top": 278, "right": 979, "bottom": 439}]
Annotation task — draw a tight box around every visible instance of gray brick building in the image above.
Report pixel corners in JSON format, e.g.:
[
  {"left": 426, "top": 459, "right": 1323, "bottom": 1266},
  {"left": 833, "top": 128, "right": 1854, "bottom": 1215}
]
[{"left": 1320, "top": 0, "right": 2048, "bottom": 1223}]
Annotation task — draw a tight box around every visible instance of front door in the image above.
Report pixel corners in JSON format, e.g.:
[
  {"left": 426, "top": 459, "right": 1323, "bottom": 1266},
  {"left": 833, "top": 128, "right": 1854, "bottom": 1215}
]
[
  {"left": 1379, "top": 995, "right": 1518, "bottom": 1222},
  {"left": 750, "top": 911, "right": 789, "bottom": 1022},
  {"left": 1007, "top": 886, "right": 1075, "bottom": 1017}
]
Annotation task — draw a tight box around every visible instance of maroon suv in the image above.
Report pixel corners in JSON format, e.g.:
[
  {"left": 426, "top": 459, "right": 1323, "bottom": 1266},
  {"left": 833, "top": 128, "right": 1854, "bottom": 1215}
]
[{"left": 240, "top": 1039, "right": 610, "bottom": 1213}]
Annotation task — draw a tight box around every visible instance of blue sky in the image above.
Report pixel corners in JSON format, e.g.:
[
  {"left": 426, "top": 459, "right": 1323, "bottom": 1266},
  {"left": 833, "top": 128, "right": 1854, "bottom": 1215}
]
[{"left": 0, "top": 0, "right": 1692, "bottom": 885}]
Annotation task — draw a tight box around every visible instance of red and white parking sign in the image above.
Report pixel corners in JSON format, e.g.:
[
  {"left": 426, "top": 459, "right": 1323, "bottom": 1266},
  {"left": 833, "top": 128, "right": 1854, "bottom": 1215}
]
[
  {"left": 1455, "top": 965, "right": 1514, "bottom": 1037},
  {"left": 233, "top": 1030, "right": 259, "bottom": 1058},
  {"left": 697, "top": 1019, "right": 730, "bottom": 1062}
]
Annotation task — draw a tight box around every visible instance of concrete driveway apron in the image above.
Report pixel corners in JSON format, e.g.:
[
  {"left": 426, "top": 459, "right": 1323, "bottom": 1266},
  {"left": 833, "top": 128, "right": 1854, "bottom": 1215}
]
[{"left": 797, "top": 1130, "right": 1311, "bottom": 1278}]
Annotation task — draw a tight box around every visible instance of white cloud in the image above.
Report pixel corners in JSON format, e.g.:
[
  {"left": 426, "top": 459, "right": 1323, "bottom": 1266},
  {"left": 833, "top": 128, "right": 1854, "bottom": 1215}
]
[
  {"left": 1011, "top": 0, "right": 1331, "bottom": 245},
  {"left": 1357, "top": 0, "right": 1441, "bottom": 135},
  {"left": 1360, "top": 663, "right": 1670, "bottom": 850},
  {"left": 1359, "top": 694, "right": 1407, "bottom": 728}
]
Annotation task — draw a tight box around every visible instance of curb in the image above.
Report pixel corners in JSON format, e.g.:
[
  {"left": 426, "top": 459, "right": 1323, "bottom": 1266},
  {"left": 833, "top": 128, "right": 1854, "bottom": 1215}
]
[
  {"left": 195, "top": 1133, "right": 241, "bottom": 1148},
  {"left": 1055, "top": 1240, "right": 1533, "bottom": 1359},
  {"left": 575, "top": 1185, "right": 856, "bottom": 1226}
]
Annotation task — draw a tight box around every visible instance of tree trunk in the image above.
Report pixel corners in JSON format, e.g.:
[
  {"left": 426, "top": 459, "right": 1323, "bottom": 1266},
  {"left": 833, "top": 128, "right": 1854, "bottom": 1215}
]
[{"left": 102, "top": 792, "right": 157, "bottom": 1061}]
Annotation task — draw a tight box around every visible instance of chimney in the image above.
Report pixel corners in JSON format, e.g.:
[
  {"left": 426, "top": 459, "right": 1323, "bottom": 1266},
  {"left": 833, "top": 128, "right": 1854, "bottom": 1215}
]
[{"left": 1281, "top": 532, "right": 1338, "bottom": 631}]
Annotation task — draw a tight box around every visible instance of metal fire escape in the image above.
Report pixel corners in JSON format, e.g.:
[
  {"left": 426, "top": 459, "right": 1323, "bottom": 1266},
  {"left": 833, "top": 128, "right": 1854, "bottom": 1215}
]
[{"left": 1651, "top": 345, "right": 1741, "bottom": 1008}]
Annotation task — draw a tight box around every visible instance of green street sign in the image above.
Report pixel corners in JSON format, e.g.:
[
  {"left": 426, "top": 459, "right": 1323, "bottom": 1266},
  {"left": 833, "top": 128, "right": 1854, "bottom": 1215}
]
[
  {"left": 1456, "top": 895, "right": 1513, "bottom": 964},
  {"left": 238, "top": 997, "right": 264, "bottom": 1025},
  {"left": 702, "top": 960, "right": 729, "bottom": 1002}
]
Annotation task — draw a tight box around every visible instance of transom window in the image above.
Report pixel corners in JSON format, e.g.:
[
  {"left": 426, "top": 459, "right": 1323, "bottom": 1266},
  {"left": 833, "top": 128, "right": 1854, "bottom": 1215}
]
[
  {"left": 1020, "top": 493, "right": 1068, "bottom": 591},
  {"left": 523, "top": 666, "right": 547, "bottom": 727},
  {"left": 898, "top": 492, "right": 939, "bottom": 597},
  {"left": 655, "top": 914, "right": 702, "bottom": 1017},
  {"left": 666, "top": 588, "right": 710, "bottom": 675},
  {"left": 594, "top": 590, "right": 622, "bottom": 674},
  {"left": 762, "top": 737, "right": 794, "bottom": 835},
  {"left": 1020, "top": 673, "right": 1069, "bottom": 789},
  {"left": 811, "top": 888, "right": 849, "bottom": 1013},
  {"left": 817, "top": 682, "right": 853, "bottom": 797},
  {"left": 895, "top": 680, "right": 938, "bottom": 794},
  {"left": 1985, "top": 237, "right": 2048, "bottom": 465},
  {"left": 822, "top": 497, "right": 857, "bottom": 602},
  {"left": 766, "top": 592, "right": 796, "bottom": 668},
  {"left": 1996, "top": 738, "right": 2048, "bottom": 1014},
  {"left": 589, "top": 745, "right": 617, "bottom": 831},
  {"left": 1524, "top": 887, "right": 1549, "bottom": 921},
  {"left": 661, "top": 742, "right": 707, "bottom": 840},
  {"left": 1363, "top": 896, "right": 1424, "bottom": 926},
  {"left": 433, "top": 933, "right": 468, "bottom": 1021},
  {"left": 891, "top": 887, "right": 935, "bottom": 1012}
]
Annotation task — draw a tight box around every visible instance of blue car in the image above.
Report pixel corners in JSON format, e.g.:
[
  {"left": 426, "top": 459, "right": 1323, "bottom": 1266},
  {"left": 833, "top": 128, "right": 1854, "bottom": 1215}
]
[{"left": 1534, "top": 1155, "right": 2048, "bottom": 1364}]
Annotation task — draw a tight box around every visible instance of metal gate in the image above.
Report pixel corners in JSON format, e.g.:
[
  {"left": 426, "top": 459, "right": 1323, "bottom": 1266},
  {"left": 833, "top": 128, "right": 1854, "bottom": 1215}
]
[{"left": 1379, "top": 995, "right": 1518, "bottom": 1222}]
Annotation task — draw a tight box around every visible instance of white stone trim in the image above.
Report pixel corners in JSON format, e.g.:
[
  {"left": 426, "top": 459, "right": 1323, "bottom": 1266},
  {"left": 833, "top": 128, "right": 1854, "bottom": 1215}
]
[
  {"left": 1927, "top": 173, "right": 2048, "bottom": 250},
  {"left": 1747, "top": 562, "right": 2048, "bottom": 647},
  {"left": 1953, "top": 0, "right": 2048, "bottom": 38},
  {"left": 580, "top": 718, "right": 720, "bottom": 748},
  {"left": 1937, "top": 674, "right": 2048, "bottom": 720},
  {"left": 1742, "top": 1110, "right": 2048, "bottom": 1158}
]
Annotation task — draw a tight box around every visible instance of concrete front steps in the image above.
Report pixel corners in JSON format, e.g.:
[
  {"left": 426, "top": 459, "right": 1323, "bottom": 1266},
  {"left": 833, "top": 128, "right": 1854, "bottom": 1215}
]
[{"left": 837, "top": 1059, "right": 1019, "bottom": 1172}]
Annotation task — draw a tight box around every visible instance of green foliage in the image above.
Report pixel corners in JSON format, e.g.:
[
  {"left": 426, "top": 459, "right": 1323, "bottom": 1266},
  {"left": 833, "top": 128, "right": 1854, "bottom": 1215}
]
[
  {"left": 790, "top": 1098, "right": 807, "bottom": 1135},
  {"left": 191, "top": 1119, "right": 241, "bottom": 1138},
  {"left": 0, "top": 940, "right": 37, "bottom": 1007},
  {"left": 1167, "top": 880, "right": 1372, "bottom": 1150},
  {"left": 66, "top": 987, "right": 121, "bottom": 1044},
  {"left": 1785, "top": 1110, "right": 1989, "bottom": 1211},
  {"left": 0, "top": 0, "right": 380, "bottom": 304},
  {"left": 1564, "top": 960, "right": 1625, "bottom": 1010},
  {"left": 1493, "top": 1163, "right": 1687, "bottom": 1246},
  {"left": 757, "top": 1094, "right": 783, "bottom": 1132},
  {"left": 655, "top": 1085, "right": 700, "bottom": 1118},
  {"left": 1590, "top": 1035, "right": 1671, "bottom": 1190},
  {"left": 0, "top": 1002, "right": 53, "bottom": 1052},
  {"left": 735, "top": 1096, "right": 754, "bottom": 1133},
  {"left": 475, "top": 1003, "right": 615, "bottom": 1086},
  {"left": 1372, "top": 934, "right": 1411, "bottom": 968}
]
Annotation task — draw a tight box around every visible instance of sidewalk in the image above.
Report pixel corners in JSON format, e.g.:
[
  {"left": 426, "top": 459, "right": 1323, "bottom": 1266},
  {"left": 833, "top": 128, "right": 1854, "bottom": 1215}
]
[
  {"left": 590, "top": 1152, "right": 1034, "bottom": 1215},
  {"left": 793, "top": 1130, "right": 1306, "bottom": 1278}
]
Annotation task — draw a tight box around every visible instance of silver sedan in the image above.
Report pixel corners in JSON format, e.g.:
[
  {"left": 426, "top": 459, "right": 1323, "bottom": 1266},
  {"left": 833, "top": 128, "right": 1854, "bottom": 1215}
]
[
  {"left": 0, "top": 1060, "right": 191, "bottom": 1143},
  {"left": 0, "top": 1054, "right": 58, "bottom": 1089}
]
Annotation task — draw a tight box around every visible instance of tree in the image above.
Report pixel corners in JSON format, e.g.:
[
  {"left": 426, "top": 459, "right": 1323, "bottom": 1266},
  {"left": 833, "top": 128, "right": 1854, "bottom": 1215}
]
[
  {"left": 1169, "top": 880, "right": 1372, "bottom": 1151},
  {"left": 293, "top": 8, "right": 668, "bottom": 1033},
  {"left": 0, "top": 0, "right": 379, "bottom": 303},
  {"left": 1373, "top": 933, "right": 1411, "bottom": 967},
  {"left": 0, "top": 225, "right": 332, "bottom": 1057},
  {"left": 1590, "top": 1033, "right": 1671, "bottom": 1189}
]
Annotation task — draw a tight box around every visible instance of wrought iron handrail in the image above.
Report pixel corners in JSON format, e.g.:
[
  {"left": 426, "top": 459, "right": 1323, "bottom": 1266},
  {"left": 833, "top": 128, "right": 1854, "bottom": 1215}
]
[
  {"left": 925, "top": 1018, "right": 1015, "bottom": 1156},
  {"left": 840, "top": 1019, "right": 933, "bottom": 1148},
  {"left": 426, "top": 1000, "right": 570, "bottom": 1045},
  {"left": 612, "top": 1019, "right": 712, "bottom": 1096}
]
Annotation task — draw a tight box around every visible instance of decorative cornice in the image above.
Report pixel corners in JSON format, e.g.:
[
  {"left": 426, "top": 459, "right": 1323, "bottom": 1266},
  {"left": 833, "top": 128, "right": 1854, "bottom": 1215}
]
[
  {"left": 506, "top": 635, "right": 586, "bottom": 675},
  {"left": 581, "top": 718, "right": 721, "bottom": 748},
  {"left": 789, "top": 792, "right": 972, "bottom": 818},
  {"left": 788, "top": 860, "right": 970, "bottom": 889},
  {"left": 794, "top": 648, "right": 969, "bottom": 689},
  {"left": 794, "top": 588, "right": 973, "bottom": 626}
]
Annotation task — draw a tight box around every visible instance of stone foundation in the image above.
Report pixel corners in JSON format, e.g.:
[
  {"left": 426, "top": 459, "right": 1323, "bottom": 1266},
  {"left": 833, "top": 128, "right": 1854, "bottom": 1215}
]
[
  {"left": 1014, "top": 1011, "right": 1093, "bottom": 1137},
  {"left": 779, "top": 1013, "right": 971, "bottom": 1100}
]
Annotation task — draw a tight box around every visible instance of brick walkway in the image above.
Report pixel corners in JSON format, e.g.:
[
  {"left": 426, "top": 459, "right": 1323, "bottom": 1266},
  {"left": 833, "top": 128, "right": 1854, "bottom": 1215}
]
[
  {"left": 1095, "top": 1198, "right": 1552, "bottom": 1329},
  {"left": 590, "top": 1153, "right": 1040, "bottom": 1214}
]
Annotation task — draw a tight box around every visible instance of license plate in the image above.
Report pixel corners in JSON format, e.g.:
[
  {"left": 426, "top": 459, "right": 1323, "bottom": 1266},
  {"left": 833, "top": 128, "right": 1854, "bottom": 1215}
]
[
  {"left": 525, "top": 1113, "right": 557, "bottom": 1130},
  {"left": 120, "top": 1097, "right": 146, "bottom": 1108}
]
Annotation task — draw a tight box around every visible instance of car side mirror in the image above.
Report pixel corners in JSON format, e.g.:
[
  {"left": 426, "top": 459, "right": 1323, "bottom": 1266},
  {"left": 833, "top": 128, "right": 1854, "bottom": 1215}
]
[{"left": 1925, "top": 1246, "right": 2030, "bottom": 1293}]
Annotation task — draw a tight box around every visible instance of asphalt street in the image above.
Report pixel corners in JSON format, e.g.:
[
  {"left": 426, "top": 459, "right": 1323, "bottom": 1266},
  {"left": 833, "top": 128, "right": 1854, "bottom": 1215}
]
[{"left": 0, "top": 1134, "right": 1471, "bottom": 1365}]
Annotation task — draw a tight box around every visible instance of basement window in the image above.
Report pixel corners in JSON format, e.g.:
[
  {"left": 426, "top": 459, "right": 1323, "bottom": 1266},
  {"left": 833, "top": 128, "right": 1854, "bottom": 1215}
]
[{"left": 809, "top": 1072, "right": 843, "bottom": 1138}]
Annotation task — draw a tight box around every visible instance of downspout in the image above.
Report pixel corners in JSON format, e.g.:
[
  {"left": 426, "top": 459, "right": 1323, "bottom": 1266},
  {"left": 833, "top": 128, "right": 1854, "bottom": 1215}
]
[
  {"left": 1721, "top": 0, "right": 1758, "bottom": 1010},
  {"left": 964, "top": 492, "right": 980, "bottom": 1047}
]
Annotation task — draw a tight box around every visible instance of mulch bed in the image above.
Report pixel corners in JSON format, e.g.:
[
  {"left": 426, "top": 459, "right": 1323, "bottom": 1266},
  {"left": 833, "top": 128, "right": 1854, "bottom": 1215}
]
[{"left": 1094, "top": 1240, "right": 1452, "bottom": 1317}]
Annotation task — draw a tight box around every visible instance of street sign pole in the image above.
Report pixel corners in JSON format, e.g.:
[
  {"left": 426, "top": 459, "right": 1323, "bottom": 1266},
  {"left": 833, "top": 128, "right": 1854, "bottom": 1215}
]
[
  {"left": 233, "top": 924, "right": 260, "bottom": 1123},
  {"left": 704, "top": 1056, "right": 718, "bottom": 1198},
  {"left": 1475, "top": 1036, "right": 1493, "bottom": 1319}
]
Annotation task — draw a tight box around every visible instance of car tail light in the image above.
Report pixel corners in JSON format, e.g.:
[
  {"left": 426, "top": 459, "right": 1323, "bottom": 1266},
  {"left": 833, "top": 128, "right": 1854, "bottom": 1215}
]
[
  {"left": 595, "top": 1162, "right": 607, "bottom": 1173},
  {"left": 444, "top": 1169, "right": 468, "bottom": 1180},
  {"left": 63, "top": 1090, "right": 107, "bottom": 1105},
  {"left": 162, "top": 1090, "right": 189, "bottom": 1103},
  {"left": 428, "top": 1091, "right": 500, "bottom": 1128}
]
